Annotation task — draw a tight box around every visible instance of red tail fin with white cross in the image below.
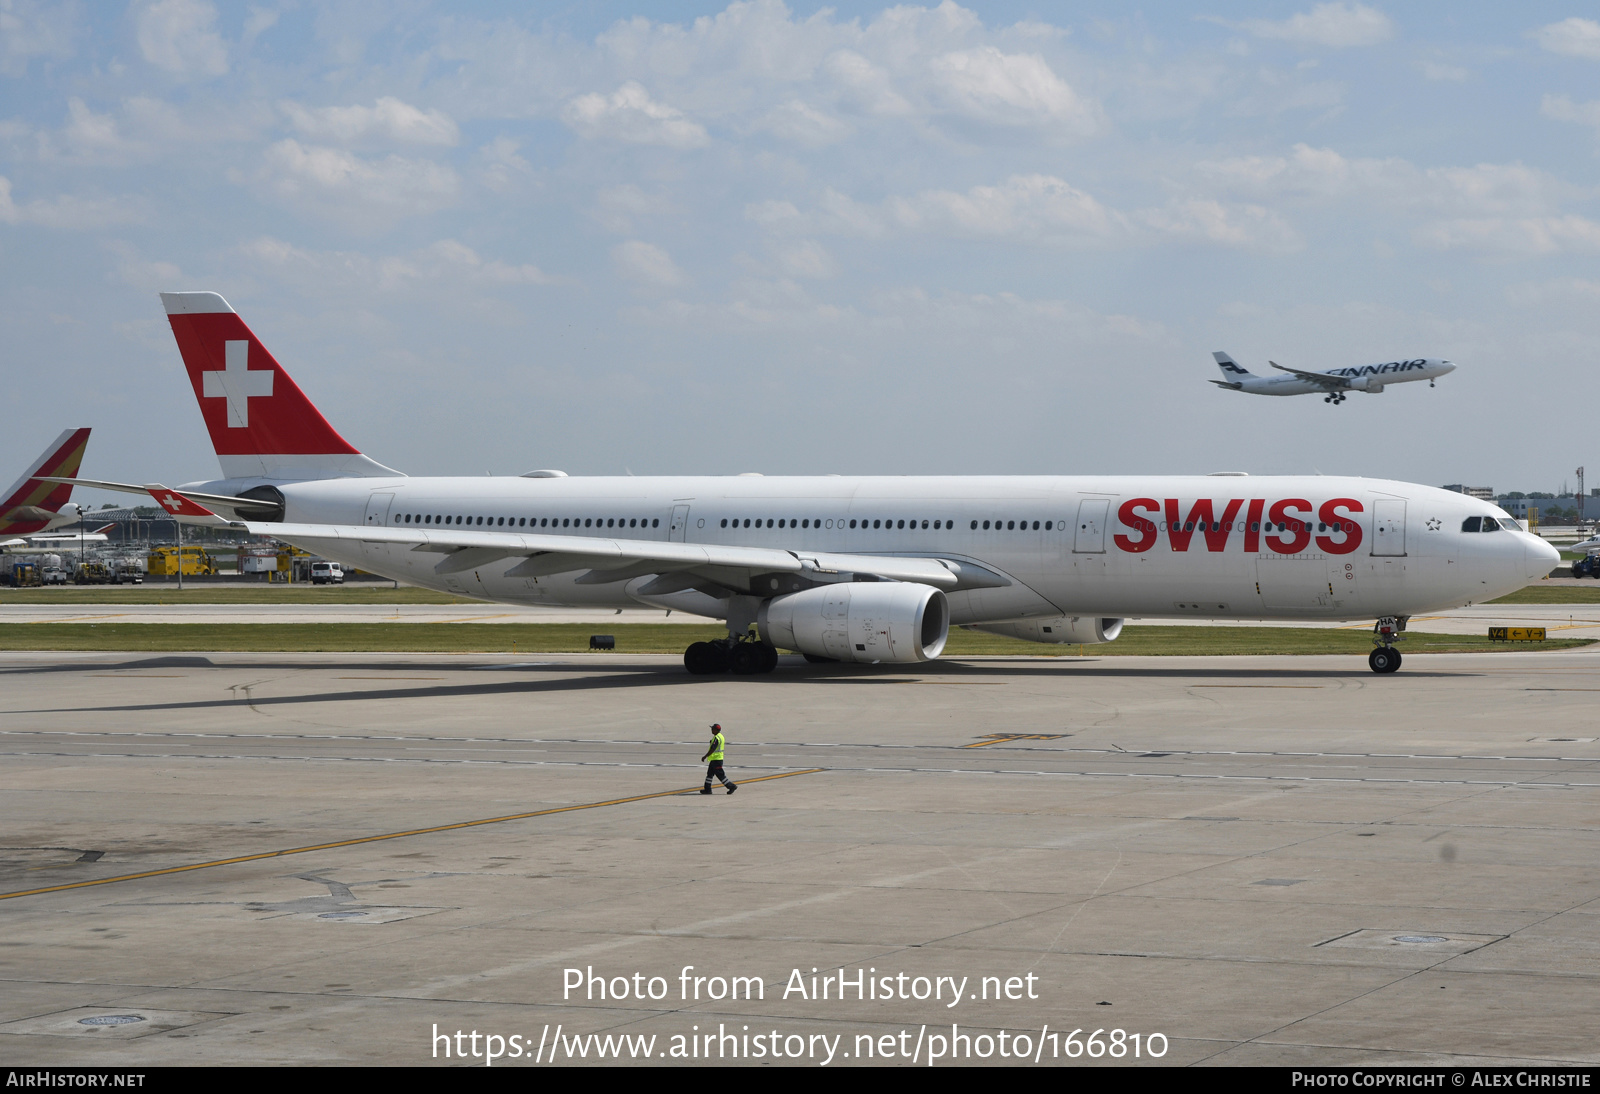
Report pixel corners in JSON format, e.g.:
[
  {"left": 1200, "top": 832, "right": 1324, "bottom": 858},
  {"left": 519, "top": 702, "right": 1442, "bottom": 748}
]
[{"left": 161, "top": 292, "right": 399, "bottom": 481}]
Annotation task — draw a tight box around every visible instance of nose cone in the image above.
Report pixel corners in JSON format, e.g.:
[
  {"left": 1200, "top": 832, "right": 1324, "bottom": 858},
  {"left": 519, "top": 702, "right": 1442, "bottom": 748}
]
[
  {"left": 1437, "top": 360, "right": 1457, "bottom": 374},
  {"left": 1526, "top": 534, "right": 1561, "bottom": 581}
]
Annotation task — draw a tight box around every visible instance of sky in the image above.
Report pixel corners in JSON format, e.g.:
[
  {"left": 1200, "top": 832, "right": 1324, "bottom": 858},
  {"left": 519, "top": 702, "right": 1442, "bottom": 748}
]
[{"left": 3, "top": 1, "right": 1599, "bottom": 505}]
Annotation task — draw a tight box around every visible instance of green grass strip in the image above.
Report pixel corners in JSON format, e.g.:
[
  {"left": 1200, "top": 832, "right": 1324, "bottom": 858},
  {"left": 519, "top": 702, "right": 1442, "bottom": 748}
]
[{"left": 0, "top": 623, "right": 1587, "bottom": 656}]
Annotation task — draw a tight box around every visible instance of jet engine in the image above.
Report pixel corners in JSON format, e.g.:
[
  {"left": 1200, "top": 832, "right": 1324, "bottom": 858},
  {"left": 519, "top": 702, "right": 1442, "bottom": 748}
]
[
  {"left": 759, "top": 582, "right": 949, "bottom": 663},
  {"left": 968, "top": 616, "right": 1124, "bottom": 644}
]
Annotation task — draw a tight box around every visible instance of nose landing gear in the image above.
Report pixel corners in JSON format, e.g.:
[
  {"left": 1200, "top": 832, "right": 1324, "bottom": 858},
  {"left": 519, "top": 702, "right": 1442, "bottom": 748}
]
[{"left": 1368, "top": 616, "right": 1406, "bottom": 673}]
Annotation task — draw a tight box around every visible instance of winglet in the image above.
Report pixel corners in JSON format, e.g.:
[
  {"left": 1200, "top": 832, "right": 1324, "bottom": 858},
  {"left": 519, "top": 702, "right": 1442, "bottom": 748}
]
[{"left": 145, "top": 485, "right": 237, "bottom": 528}]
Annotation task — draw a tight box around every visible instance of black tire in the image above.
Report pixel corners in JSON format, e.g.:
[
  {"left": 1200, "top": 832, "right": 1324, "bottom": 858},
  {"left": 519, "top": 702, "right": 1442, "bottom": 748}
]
[
  {"left": 758, "top": 644, "right": 779, "bottom": 673},
  {"left": 684, "top": 642, "right": 716, "bottom": 675},
  {"left": 730, "top": 643, "right": 765, "bottom": 675},
  {"left": 1368, "top": 647, "right": 1400, "bottom": 674}
]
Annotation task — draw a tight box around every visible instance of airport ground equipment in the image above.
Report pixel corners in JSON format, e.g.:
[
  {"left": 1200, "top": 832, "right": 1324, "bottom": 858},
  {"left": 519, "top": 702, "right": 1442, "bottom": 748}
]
[
  {"left": 4, "top": 561, "right": 41, "bottom": 587},
  {"left": 73, "top": 560, "right": 111, "bottom": 584},
  {"left": 147, "top": 546, "right": 217, "bottom": 577}
]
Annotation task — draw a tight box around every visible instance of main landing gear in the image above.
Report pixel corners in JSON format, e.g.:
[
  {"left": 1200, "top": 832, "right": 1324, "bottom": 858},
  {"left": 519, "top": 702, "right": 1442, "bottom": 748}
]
[
  {"left": 1323, "top": 392, "right": 1347, "bottom": 405},
  {"left": 1368, "top": 616, "right": 1406, "bottom": 673},
  {"left": 684, "top": 636, "right": 779, "bottom": 676}
]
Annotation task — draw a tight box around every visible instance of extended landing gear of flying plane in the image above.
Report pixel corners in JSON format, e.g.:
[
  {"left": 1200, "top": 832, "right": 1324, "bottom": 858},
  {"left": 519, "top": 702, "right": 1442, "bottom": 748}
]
[
  {"left": 684, "top": 637, "right": 779, "bottom": 676},
  {"left": 1368, "top": 616, "right": 1406, "bottom": 673},
  {"left": 1323, "top": 392, "right": 1347, "bottom": 405}
]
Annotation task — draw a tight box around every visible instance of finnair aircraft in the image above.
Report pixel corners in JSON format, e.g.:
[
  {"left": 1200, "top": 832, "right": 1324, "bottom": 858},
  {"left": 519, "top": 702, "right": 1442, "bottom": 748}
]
[
  {"left": 0, "top": 428, "right": 92, "bottom": 549},
  {"left": 1210, "top": 352, "right": 1455, "bottom": 404},
  {"left": 58, "top": 294, "right": 1553, "bottom": 675}
]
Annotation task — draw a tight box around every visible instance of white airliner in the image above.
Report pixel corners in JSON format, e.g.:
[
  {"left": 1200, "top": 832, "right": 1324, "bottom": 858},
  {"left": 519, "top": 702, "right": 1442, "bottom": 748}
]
[
  {"left": 54, "top": 293, "right": 1553, "bottom": 675},
  {"left": 0, "top": 428, "right": 93, "bottom": 551},
  {"left": 1210, "top": 352, "right": 1455, "bottom": 404}
]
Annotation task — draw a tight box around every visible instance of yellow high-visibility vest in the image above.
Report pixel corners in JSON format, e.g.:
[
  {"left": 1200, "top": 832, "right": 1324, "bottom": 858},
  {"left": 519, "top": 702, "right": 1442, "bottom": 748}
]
[{"left": 707, "top": 732, "right": 725, "bottom": 762}]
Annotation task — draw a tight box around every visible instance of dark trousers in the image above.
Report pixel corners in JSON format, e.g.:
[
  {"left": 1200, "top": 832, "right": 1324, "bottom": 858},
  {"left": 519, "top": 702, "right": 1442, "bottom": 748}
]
[{"left": 705, "top": 761, "right": 733, "bottom": 788}]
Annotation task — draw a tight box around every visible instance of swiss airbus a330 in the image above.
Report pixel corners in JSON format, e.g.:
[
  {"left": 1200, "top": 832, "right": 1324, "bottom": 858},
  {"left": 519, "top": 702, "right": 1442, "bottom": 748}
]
[
  {"left": 1210, "top": 352, "right": 1455, "bottom": 404},
  {"left": 53, "top": 293, "right": 1551, "bottom": 675}
]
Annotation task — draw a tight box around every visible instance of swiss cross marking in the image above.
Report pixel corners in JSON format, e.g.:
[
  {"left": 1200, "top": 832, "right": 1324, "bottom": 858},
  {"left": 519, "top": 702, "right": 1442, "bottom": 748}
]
[
  {"left": 161, "top": 494, "right": 183, "bottom": 512},
  {"left": 202, "top": 340, "right": 273, "bottom": 428}
]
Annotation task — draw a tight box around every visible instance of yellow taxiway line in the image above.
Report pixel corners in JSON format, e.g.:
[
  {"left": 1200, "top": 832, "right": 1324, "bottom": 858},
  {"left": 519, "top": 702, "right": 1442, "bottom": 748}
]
[{"left": 0, "top": 768, "right": 823, "bottom": 903}]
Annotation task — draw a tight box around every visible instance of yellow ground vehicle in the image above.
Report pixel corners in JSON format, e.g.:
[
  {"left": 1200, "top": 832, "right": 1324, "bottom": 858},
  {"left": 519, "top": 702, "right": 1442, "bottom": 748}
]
[{"left": 147, "top": 546, "right": 218, "bottom": 577}]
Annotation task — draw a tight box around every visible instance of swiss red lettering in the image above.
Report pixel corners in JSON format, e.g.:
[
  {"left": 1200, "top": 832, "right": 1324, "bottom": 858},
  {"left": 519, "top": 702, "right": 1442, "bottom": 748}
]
[
  {"left": 1244, "top": 499, "right": 1264, "bottom": 553},
  {"left": 1317, "top": 498, "right": 1364, "bottom": 554},
  {"left": 1163, "top": 498, "right": 1244, "bottom": 552},
  {"left": 1266, "top": 499, "right": 1312, "bottom": 553},
  {"left": 1114, "top": 498, "right": 1159, "bottom": 553}
]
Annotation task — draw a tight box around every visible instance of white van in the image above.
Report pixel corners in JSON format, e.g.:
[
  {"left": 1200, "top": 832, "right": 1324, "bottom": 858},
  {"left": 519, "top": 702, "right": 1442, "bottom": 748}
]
[{"left": 310, "top": 561, "right": 344, "bottom": 585}]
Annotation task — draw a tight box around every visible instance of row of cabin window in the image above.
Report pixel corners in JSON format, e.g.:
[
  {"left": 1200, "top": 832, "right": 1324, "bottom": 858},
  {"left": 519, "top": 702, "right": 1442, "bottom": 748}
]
[
  {"left": 396, "top": 514, "right": 661, "bottom": 529},
  {"left": 1125, "top": 520, "right": 1350, "bottom": 533},
  {"left": 719, "top": 518, "right": 1059, "bottom": 531}
]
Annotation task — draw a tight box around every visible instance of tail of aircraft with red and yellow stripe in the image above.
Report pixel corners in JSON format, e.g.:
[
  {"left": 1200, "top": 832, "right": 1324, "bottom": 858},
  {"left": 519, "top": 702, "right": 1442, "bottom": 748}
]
[{"left": 0, "top": 428, "right": 91, "bottom": 535}]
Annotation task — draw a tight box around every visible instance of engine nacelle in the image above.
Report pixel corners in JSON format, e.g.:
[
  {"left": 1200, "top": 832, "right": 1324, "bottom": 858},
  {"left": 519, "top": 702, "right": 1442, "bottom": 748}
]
[
  {"left": 760, "top": 582, "right": 949, "bottom": 663},
  {"left": 968, "top": 616, "right": 1124, "bottom": 645}
]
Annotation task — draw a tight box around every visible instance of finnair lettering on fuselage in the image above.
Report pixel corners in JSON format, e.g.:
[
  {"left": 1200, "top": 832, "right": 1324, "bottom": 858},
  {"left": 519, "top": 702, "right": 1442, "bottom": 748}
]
[
  {"left": 1114, "top": 498, "right": 1364, "bottom": 554},
  {"left": 1329, "top": 360, "right": 1428, "bottom": 379}
]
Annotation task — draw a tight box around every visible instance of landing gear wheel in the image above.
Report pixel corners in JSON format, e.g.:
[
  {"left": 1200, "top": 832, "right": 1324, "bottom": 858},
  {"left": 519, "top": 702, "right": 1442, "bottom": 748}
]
[
  {"left": 685, "top": 642, "right": 729, "bottom": 675},
  {"left": 730, "top": 643, "right": 764, "bottom": 675},
  {"left": 1368, "top": 647, "right": 1401, "bottom": 674},
  {"left": 728, "top": 642, "right": 778, "bottom": 675}
]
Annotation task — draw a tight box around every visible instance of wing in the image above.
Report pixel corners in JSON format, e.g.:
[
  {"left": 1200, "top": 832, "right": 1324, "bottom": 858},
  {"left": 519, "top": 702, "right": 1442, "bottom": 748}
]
[
  {"left": 39, "top": 476, "right": 282, "bottom": 518},
  {"left": 147, "top": 489, "right": 1012, "bottom": 597},
  {"left": 1208, "top": 380, "right": 1243, "bottom": 390},
  {"left": 1268, "top": 361, "right": 1350, "bottom": 389}
]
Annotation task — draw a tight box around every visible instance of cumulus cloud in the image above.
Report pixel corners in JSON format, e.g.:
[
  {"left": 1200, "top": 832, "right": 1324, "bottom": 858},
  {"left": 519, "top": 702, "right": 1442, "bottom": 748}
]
[
  {"left": 135, "top": 0, "right": 227, "bottom": 77},
  {"left": 1542, "top": 94, "right": 1600, "bottom": 130},
  {"left": 757, "top": 99, "right": 853, "bottom": 146},
  {"left": 1139, "top": 200, "right": 1301, "bottom": 252},
  {"left": 1233, "top": 3, "right": 1395, "bottom": 48},
  {"left": 928, "top": 47, "right": 1102, "bottom": 132},
  {"left": 0, "top": 176, "right": 145, "bottom": 228},
  {"left": 1415, "top": 216, "right": 1600, "bottom": 255},
  {"left": 889, "top": 174, "right": 1119, "bottom": 241},
  {"left": 1530, "top": 17, "right": 1600, "bottom": 60},
  {"left": 254, "top": 139, "right": 459, "bottom": 229},
  {"left": 0, "top": 0, "right": 76, "bottom": 77},
  {"left": 281, "top": 97, "right": 460, "bottom": 146},
  {"left": 770, "top": 239, "right": 837, "bottom": 279},
  {"left": 612, "top": 240, "right": 686, "bottom": 286},
  {"left": 563, "top": 82, "right": 710, "bottom": 148},
  {"left": 592, "top": 184, "right": 676, "bottom": 233},
  {"left": 241, "top": 236, "right": 558, "bottom": 291}
]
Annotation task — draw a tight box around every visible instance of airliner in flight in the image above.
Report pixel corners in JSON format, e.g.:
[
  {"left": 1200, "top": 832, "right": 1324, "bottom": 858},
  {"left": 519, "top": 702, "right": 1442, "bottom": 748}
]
[
  {"left": 0, "top": 428, "right": 92, "bottom": 550},
  {"left": 1210, "top": 352, "right": 1456, "bottom": 404},
  {"left": 54, "top": 294, "right": 1551, "bottom": 675}
]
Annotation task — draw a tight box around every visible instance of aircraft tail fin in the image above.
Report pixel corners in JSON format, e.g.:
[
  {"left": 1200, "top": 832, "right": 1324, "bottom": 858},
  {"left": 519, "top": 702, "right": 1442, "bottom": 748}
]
[
  {"left": 160, "top": 292, "right": 400, "bottom": 481},
  {"left": 1213, "top": 351, "right": 1254, "bottom": 379},
  {"left": 0, "top": 428, "right": 91, "bottom": 535}
]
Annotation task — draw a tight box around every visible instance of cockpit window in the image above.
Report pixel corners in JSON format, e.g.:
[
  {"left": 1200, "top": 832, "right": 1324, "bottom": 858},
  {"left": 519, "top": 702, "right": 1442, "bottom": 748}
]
[
  {"left": 1499, "top": 518, "right": 1521, "bottom": 531},
  {"left": 1480, "top": 517, "right": 1499, "bottom": 532},
  {"left": 1461, "top": 517, "right": 1481, "bottom": 533}
]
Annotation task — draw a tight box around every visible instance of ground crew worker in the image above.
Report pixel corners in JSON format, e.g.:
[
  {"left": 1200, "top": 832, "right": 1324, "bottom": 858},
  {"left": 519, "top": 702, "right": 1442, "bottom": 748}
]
[{"left": 700, "top": 723, "right": 736, "bottom": 795}]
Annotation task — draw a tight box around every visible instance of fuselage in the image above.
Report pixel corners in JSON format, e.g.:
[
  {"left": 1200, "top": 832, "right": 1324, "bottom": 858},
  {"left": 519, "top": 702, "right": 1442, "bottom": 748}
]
[
  {"left": 1232, "top": 359, "right": 1455, "bottom": 397},
  {"left": 184, "top": 472, "right": 1557, "bottom": 625}
]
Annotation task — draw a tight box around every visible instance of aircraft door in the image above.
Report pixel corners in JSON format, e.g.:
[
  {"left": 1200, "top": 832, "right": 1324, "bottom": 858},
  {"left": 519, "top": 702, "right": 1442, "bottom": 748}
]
[
  {"left": 669, "top": 504, "right": 692, "bottom": 543},
  {"left": 362, "top": 492, "right": 396, "bottom": 568},
  {"left": 1372, "top": 500, "right": 1407, "bottom": 556},
  {"left": 364, "top": 493, "right": 394, "bottom": 527},
  {"left": 1073, "top": 499, "right": 1109, "bottom": 553}
]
